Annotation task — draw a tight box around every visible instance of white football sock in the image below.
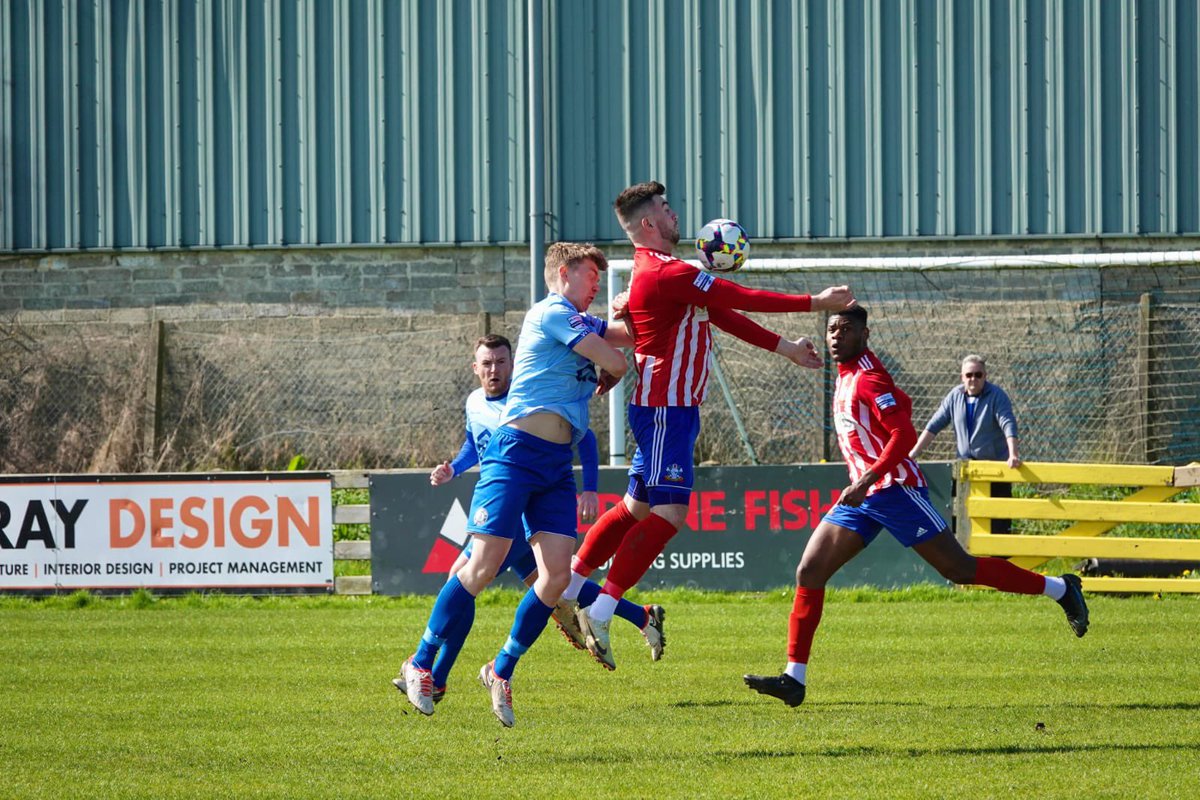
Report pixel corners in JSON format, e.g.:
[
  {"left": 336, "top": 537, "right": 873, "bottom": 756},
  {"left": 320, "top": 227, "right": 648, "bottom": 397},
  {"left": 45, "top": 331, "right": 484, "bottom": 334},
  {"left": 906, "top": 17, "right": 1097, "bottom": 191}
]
[
  {"left": 561, "top": 571, "right": 587, "bottom": 602},
  {"left": 1043, "top": 575, "right": 1067, "bottom": 600},
  {"left": 785, "top": 662, "right": 807, "bottom": 685},
  {"left": 588, "top": 592, "right": 618, "bottom": 623}
]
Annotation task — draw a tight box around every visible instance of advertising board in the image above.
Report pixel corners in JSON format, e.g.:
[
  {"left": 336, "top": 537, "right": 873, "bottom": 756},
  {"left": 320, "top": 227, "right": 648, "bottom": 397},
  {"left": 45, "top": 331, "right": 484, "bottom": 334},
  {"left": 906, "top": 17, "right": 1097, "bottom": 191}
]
[
  {"left": 0, "top": 474, "right": 334, "bottom": 593},
  {"left": 370, "top": 464, "right": 951, "bottom": 594}
]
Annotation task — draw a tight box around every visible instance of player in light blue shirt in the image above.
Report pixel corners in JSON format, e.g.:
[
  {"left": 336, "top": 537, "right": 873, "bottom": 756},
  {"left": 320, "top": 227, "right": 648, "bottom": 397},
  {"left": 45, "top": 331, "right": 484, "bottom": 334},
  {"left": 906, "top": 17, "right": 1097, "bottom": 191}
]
[
  {"left": 400, "top": 243, "right": 634, "bottom": 726},
  {"left": 394, "top": 333, "right": 666, "bottom": 705}
]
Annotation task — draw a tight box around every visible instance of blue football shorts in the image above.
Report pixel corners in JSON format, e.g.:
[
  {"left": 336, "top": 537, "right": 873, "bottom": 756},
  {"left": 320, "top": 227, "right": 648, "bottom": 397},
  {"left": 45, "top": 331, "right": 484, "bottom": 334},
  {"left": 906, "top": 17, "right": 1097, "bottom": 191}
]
[
  {"left": 821, "top": 483, "right": 948, "bottom": 548},
  {"left": 627, "top": 405, "right": 702, "bottom": 507},
  {"left": 465, "top": 425, "right": 578, "bottom": 541}
]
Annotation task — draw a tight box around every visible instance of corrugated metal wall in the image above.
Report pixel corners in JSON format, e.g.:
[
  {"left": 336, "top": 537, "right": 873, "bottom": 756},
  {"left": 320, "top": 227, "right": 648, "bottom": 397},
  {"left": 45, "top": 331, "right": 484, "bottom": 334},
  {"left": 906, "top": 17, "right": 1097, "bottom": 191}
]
[{"left": 2, "top": 0, "right": 1198, "bottom": 250}]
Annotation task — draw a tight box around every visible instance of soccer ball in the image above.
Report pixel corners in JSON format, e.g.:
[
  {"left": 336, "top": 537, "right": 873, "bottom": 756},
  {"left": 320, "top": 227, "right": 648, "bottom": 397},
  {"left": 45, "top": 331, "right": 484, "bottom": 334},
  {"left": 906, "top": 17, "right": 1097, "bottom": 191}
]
[{"left": 695, "top": 218, "right": 750, "bottom": 273}]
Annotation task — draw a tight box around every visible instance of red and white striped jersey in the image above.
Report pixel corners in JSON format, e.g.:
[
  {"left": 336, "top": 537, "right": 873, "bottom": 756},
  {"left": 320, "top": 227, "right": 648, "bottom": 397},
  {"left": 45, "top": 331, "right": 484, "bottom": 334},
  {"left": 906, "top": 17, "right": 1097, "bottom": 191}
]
[
  {"left": 627, "top": 249, "right": 713, "bottom": 406},
  {"left": 625, "top": 247, "right": 814, "bottom": 407},
  {"left": 833, "top": 349, "right": 926, "bottom": 495}
]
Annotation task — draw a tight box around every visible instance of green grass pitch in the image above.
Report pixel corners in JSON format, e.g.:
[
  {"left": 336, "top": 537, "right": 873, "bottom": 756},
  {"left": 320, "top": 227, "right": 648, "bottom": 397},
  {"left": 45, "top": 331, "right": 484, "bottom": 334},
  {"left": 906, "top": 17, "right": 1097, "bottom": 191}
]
[{"left": 1, "top": 588, "right": 1197, "bottom": 799}]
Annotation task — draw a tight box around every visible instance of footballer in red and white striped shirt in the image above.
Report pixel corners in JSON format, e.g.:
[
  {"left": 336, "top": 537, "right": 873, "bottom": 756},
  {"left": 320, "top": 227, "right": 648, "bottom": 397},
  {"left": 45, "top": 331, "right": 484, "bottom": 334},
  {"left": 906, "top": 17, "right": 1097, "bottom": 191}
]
[
  {"left": 745, "top": 305, "right": 1090, "bottom": 709},
  {"left": 565, "top": 180, "right": 856, "bottom": 670},
  {"left": 832, "top": 347, "right": 927, "bottom": 496},
  {"left": 625, "top": 246, "right": 823, "bottom": 406}
]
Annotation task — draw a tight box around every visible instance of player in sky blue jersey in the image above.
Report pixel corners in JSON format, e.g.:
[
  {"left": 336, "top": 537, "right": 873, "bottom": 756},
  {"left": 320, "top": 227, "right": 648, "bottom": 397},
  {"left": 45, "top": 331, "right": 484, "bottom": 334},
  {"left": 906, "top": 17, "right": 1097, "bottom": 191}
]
[
  {"left": 399, "top": 243, "right": 634, "bottom": 727},
  {"left": 394, "top": 334, "right": 665, "bottom": 705}
]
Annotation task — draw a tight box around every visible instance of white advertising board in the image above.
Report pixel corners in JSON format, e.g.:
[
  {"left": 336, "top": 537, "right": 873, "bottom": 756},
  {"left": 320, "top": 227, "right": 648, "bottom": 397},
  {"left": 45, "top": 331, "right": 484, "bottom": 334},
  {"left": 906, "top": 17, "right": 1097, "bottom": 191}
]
[{"left": 0, "top": 474, "right": 334, "bottom": 593}]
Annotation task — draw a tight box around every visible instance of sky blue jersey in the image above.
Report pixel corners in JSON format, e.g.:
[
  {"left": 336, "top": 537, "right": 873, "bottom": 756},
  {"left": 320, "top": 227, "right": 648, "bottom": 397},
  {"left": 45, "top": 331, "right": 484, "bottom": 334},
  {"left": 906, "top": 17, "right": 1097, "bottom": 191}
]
[
  {"left": 501, "top": 293, "right": 608, "bottom": 446},
  {"left": 445, "top": 388, "right": 506, "bottom": 476},
  {"left": 449, "top": 386, "right": 599, "bottom": 490}
]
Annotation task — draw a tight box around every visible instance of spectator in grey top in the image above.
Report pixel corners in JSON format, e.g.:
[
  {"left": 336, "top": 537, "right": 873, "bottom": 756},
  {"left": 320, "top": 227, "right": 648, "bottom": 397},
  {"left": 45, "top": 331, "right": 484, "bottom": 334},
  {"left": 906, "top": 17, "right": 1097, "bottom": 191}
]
[{"left": 909, "top": 355, "right": 1020, "bottom": 532}]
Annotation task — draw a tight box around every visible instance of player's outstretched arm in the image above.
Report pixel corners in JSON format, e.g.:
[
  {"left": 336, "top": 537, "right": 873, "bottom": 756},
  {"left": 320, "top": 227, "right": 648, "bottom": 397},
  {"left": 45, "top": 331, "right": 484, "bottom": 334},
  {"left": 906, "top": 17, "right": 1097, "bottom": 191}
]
[
  {"left": 775, "top": 337, "right": 822, "bottom": 369},
  {"left": 811, "top": 285, "right": 857, "bottom": 311},
  {"left": 661, "top": 263, "right": 852, "bottom": 314},
  {"left": 709, "top": 306, "right": 783, "bottom": 351}
]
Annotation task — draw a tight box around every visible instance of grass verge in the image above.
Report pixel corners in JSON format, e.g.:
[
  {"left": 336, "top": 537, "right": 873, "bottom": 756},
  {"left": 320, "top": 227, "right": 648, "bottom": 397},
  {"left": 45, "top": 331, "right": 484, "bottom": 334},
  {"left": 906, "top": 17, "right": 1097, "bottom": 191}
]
[{"left": 1, "top": 590, "right": 1197, "bottom": 799}]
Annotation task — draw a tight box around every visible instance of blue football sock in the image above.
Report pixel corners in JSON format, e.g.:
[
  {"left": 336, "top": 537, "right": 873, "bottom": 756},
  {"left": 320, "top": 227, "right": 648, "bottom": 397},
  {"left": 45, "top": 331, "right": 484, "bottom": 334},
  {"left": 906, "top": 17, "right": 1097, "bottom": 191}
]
[
  {"left": 576, "top": 579, "right": 601, "bottom": 608},
  {"left": 493, "top": 587, "right": 554, "bottom": 681},
  {"left": 430, "top": 598, "right": 475, "bottom": 688},
  {"left": 577, "top": 579, "right": 648, "bottom": 628},
  {"left": 414, "top": 575, "right": 475, "bottom": 670},
  {"left": 615, "top": 596, "right": 648, "bottom": 628}
]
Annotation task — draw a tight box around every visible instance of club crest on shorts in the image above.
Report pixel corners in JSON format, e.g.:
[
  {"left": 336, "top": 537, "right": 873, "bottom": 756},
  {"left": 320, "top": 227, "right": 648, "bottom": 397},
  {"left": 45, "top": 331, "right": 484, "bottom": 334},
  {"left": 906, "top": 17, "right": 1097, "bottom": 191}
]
[
  {"left": 663, "top": 463, "right": 685, "bottom": 482},
  {"left": 473, "top": 507, "right": 489, "bottom": 526}
]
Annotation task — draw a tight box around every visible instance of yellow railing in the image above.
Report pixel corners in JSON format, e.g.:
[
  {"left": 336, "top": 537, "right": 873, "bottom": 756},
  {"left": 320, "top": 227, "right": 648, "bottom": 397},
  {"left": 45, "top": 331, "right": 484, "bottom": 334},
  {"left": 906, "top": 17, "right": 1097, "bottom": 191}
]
[{"left": 962, "top": 460, "right": 1200, "bottom": 594}]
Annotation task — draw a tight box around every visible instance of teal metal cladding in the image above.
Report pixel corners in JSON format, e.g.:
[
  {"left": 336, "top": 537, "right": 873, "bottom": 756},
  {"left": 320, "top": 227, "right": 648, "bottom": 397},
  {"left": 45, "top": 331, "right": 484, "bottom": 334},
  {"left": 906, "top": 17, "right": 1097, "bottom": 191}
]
[{"left": 2, "top": 0, "right": 1198, "bottom": 250}]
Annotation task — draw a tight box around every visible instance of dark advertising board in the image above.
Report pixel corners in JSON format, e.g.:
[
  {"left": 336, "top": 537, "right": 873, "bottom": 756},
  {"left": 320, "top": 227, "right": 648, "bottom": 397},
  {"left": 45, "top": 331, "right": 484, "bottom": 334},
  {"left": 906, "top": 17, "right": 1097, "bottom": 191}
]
[{"left": 370, "top": 463, "right": 951, "bottom": 594}]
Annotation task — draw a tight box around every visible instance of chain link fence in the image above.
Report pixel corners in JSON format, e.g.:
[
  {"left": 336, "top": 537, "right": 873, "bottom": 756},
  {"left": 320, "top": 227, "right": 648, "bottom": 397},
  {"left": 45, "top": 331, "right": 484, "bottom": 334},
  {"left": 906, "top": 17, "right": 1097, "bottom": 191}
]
[
  {"left": 697, "top": 262, "right": 1200, "bottom": 467},
  {"left": 3, "top": 263, "right": 1200, "bottom": 473}
]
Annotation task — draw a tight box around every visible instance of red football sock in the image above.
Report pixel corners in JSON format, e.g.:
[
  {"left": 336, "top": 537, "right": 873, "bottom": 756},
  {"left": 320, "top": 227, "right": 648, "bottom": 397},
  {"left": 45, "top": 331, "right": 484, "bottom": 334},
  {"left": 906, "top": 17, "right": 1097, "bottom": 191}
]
[
  {"left": 973, "top": 557, "right": 1045, "bottom": 595},
  {"left": 787, "top": 587, "right": 825, "bottom": 664},
  {"left": 600, "top": 513, "right": 679, "bottom": 599},
  {"left": 574, "top": 502, "right": 638, "bottom": 575}
]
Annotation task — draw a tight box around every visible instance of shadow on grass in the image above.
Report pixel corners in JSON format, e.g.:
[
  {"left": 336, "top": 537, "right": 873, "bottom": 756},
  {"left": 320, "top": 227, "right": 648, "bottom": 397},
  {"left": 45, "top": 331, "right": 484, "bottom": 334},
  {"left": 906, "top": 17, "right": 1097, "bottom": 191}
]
[
  {"left": 805, "top": 700, "right": 925, "bottom": 708},
  {"left": 932, "top": 700, "right": 1200, "bottom": 712},
  {"left": 670, "top": 698, "right": 927, "bottom": 709},
  {"left": 668, "top": 699, "right": 741, "bottom": 709},
  {"left": 714, "top": 742, "right": 1196, "bottom": 761},
  {"left": 1114, "top": 701, "right": 1200, "bottom": 711}
]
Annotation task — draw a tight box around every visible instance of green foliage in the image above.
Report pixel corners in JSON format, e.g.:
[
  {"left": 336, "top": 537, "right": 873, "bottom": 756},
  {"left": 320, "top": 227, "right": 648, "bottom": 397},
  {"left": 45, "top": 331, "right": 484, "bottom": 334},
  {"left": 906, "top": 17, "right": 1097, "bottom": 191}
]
[
  {"left": 1013, "top": 482, "right": 1200, "bottom": 539},
  {"left": 286, "top": 454, "right": 309, "bottom": 471},
  {"left": 1, "top": 592, "right": 1197, "bottom": 798},
  {"left": 332, "top": 487, "right": 371, "bottom": 542},
  {"left": 128, "top": 588, "right": 157, "bottom": 609}
]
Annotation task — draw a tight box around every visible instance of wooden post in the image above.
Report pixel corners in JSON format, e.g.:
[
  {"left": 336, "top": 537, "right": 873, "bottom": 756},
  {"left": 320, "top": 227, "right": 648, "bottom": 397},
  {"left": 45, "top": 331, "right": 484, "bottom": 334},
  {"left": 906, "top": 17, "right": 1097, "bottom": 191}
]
[
  {"left": 1137, "top": 293, "right": 1152, "bottom": 463},
  {"left": 142, "top": 320, "right": 165, "bottom": 468},
  {"left": 953, "top": 460, "right": 969, "bottom": 545}
]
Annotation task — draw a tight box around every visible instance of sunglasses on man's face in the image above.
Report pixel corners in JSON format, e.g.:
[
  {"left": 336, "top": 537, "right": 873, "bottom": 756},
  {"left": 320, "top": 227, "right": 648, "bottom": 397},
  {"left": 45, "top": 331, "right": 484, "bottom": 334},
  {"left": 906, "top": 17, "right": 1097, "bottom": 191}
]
[{"left": 963, "top": 372, "right": 984, "bottom": 379}]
